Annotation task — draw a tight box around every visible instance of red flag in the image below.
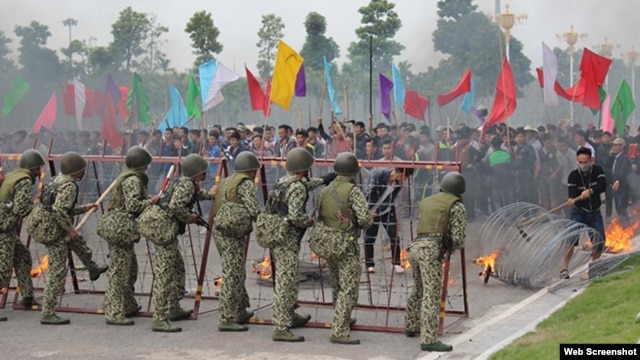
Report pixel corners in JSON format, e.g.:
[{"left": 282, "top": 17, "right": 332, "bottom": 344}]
[
  {"left": 437, "top": 68, "right": 471, "bottom": 106},
  {"left": 404, "top": 89, "right": 429, "bottom": 121},
  {"left": 536, "top": 68, "right": 585, "bottom": 102},
  {"left": 93, "top": 91, "right": 105, "bottom": 116},
  {"left": 486, "top": 59, "right": 517, "bottom": 127},
  {"left": 580, "top": 48, "right": 612, "bottom": 110},
  {"left": 118, "top": 86, "right": 130, "bottom": 121},
  {"left": 102, "top": 75, "right": 125, "bottom": 150},
  {"left": 33, "top": 93, "right": 57, "bottom": 133},
  {"left": 62, "top": 84, "right": 75, "bottom": 116},
  {"left": 82, "top": 88, "right": 93, "bottom": 118},
  {"left": 245, "top": 66, "right": 265, "bottom": 111},
  {"left": 263, "top": 81, "right": 272, "bottom": 117}
]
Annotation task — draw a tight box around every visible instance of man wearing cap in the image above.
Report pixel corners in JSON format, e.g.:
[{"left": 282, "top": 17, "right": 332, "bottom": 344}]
[
  {"left": 404, "top": 172, "right": 466, "bottom": 352},
  {"left": 608, "top": 138, "right": 631, "bottom": 220},
  {"left": 0, "top": 150, "right": 46, "bottom": 321}
]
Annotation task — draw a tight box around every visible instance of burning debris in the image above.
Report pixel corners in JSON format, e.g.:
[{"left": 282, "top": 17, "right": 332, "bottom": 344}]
[
  {"left": 400, "top": 248, "right": 411, "bottom": 269},
  {"left": 474, "top": 251, "right": 498, "bottom": 284},
  {"left": 252, "top": 257, "right": 272, "bottom": 280},
  {"left": 605, "top": 218, "right": 639, "bottom": 253},
  {"left": 213, "top": 277, "right": 223, "bottom": 287},
  {"left": 30, "top": 255, "right": 49, "bottom": 278}
]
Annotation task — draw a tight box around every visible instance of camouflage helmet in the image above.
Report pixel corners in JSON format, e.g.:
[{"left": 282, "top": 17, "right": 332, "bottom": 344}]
[
  {"left": 125, "top": 146, "right": 152, "bottom": 169},
  {"left": 182, "top": 154, "right": 208, "bottom": 178},
  {"left": 234, "top": 152, "right": 261, "bottom": 172},
  {"left": 60, "top": 151, "right": 87, "bottom": 176},
  {"left": 19, "top": 149, "right": 45, "bottom": 170},
  {"left": 286, "top": 148, "right": 314, "bottom": 173},
  {"left": 334, "top": 152, "right": 360, "bottom": 175},
  {"left": 440, "top": 171, "right": 465, "bottom": 195}
]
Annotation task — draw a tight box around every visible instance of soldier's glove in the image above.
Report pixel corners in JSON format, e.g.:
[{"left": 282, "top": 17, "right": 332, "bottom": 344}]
[{"left": 320, "top": 171, "right": 338, "bottom": 185}]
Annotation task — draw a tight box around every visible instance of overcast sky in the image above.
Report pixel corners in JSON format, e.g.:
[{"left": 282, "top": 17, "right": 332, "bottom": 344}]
[{"left": 3, "top": 0, "right": 640, "bottom": 74}]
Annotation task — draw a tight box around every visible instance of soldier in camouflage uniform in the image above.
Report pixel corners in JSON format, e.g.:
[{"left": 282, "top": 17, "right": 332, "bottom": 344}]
[
  {"left": 214, "top": 152, "right": 261, "bottom": 332},
  {"left": 0, "top": 150, "right": 45, "bottom": 321},
  {"left": 404, "top": 171, "right": 467, "bottom": 352},
  {"left": 99, "top": 146, "right": 159, "bottom": 326},
  {"left": 271, "top": 148, "right": 336, "bottom": 342},
  {"left": 309, "top": 153, "right": 373, "bottom": 345},
  {"left": 146, "top": 154, "right": 214, "bottom": 333}
]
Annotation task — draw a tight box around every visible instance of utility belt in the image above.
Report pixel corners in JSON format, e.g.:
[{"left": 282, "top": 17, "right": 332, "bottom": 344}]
[{"left": 415, "top": 233, "right": 443, "bottom": 247}]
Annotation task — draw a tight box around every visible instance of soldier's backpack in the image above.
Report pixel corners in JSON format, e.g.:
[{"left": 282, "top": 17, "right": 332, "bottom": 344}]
[
  {"left": 214, "top": 177, "right": 254, "bottom": 238},
  {"left": 137, "top": 204, "right": 179, "bottom": 246},
  {"left": 27, "top": 180, "right": 76, "bottom": 245},
  {"left": 255, "top": 180, "right": 298, "bottom": 249}
]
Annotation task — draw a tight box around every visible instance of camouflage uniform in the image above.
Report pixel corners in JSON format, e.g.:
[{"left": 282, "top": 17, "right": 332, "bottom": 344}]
[
  {"left": 213, "top": 175, "right": 260, "bottom": 325},
  {"left": 103, "top": 171, "right": 152, "bottom": 323},
  {"left": 404, "top": 197, "right": 466, "bottom": 346},
  {"left": 271, "top": 174, "right": 324, "bottom": 332},
  {"left": 0, "top": 169, "right": 36, "bottom": 302},
  {"left": 151, "top": 177, "right": 212, "bottom": 323},
  {"left": 39, "top": 175, "right": 101, "bottom": 317},
  {"left": 309, "top": 176, "right": 373, "bottom": 340}
]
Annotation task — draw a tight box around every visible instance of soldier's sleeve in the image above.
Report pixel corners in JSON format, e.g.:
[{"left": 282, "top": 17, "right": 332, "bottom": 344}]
[
  {"left": 122, "top": 176, "right": 152, "bottom": 215},
  {"left": 237, "top": 179, "right": 260, "bottom": 220},
  {"left": 306, "top": 177, "right": 326, "bottom": 191},
  {"left": 52, "top": 182, "right": 78, "bottom": 232},
  {"left": 168, "top": 180, "right": 195, "bottom": 223},
  {"left": 196, "top": 188, "right": 213, "bottom": 201},
  {"left": 448, "top": 201, "right": 466, "bottom": 251},
  {"left": 286, "top": 182, "right": 313, "bottom": 228},
  {"left": 12, "top": 178, "right": 34, "bottom": 217},
  {"left": 349, "top": 186, "right": 373, "bottom": 230}
]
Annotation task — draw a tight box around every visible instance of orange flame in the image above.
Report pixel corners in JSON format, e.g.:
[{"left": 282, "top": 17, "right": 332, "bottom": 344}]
[
  {"left": 474, "top": 251, "right": 498, "bottom": 271},
  {"left": 605, "top": 218, "right": 639, "bottom": 253},
  {"left": 213, "top": 276, "right": 223, "bottom": 287},
  {"left": 252, "top": 257, "right": 272, "bottom": 279},
  {"left": 30, "top": 255, "right": 49, "bottom": 278},
  {"left": 310, "top": 252, "right": 318, "bottom": 260},
  {"left": 400, "top": 248, "right": 411, "bottom": 269}
]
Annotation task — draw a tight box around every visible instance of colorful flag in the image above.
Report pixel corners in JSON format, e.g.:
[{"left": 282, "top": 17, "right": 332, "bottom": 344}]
[
  {"left": 379, "top": 73, "right": 394, "bottom": 122},
  {"left": 245, "top": 65, "right": 266, "bottom": 111},
  {"left": 601, "top": 95, "right": 614, "bottom": 133},
  {"left": 323, "top": 56, "right": 342, "bottom": 115},
  {"left": 460, "top": 79, "right": 476, "bottom": 115},
  {"left": 295, "top": 64, "right": 306, "bottom": 97},
  {"left": 542, "top": 42, "right": 559, "bottom": 107},
  {"left": 437, "top": 68, "right": 471, "bottom": 106},
  {"left": 32, "top": 93, "right": 57, "bottom": 133},
  {"left": 404, "top": 89, "right": 428, "bottom": 121},
  {"left": 186, "top": 75, "right": 201, "bottom": 120},
  {"left": 391, "top": 62, "right": 405, "bottom": 111},
  {"left": 263, "top": 81, "right": 272, "bottom": 117},
  {"left": 611, "top": 80, "right": 636, "bottom": 138},
  {"left": 118, "top": 86, "right": 130, "bottom": 121},
  {"left": 536, "top": 68, "right": 585, "bottom": 102},
  {"left": 486, "top": 58, "right": 517, "bottom": 127},
  {"left": 204, "top": 61, "right": 239, "bottom": 110},
  {"left": 580, "top": 48, "right": 612, "bottom": 110},
  {"left": 126, "top": 72, "right": 151, "bottom": 125},
  {"left": 161, "top": 85, "right": 188, "bottom": 130},
  {"left": 270, "top": 40, "right": 304, "bottom": 110},
  {"left": 92, "top": 91, "right": 105, "bottom": 117},
  {"left": 2, "top": 77, "right": 30, "bottom": 117},
  {"left": 62, "top": 84, "right": 75, "bottom": 116},
  {"left": 102, "top": 75, "right": 125, "bottom": 149},
  {"left": 74, "top": 79, "right": 86, "bottom": 130},
  {"left": 198, "top": 60, "right": 217, "bottom": 107}
]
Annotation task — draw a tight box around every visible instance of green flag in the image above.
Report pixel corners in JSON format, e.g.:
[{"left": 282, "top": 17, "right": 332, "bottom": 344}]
[
  {"left": 2, "top": 77, "right": 31, "bottom": 117},
  {"left": 611, "top": 80, "right": 636, "bottom": 138},
  {"left": 126, "top": 72, "right": 151, "bottom": 125},
  {"left": 590, "top": 86, "right": 607, "bottom": 115},
  {"left": 186, "top": 75, "right": 201, "bottom": 120}
]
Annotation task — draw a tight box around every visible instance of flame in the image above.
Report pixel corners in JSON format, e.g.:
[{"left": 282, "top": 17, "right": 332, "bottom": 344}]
[
  {"left": 252, "top": 257, "right": 272, "bottom": 279},
  {"left": 30, "top": 255, "right": 49, "bottom": 278},
  {"left": 213, "top": 277, "right": 223, "bottom": 287},
  {"left": 605, "top": 218, "right": 640, "bottom": 253},
  {"left": 310, "top": 252, "right": 318, "bottom": 260},
  {"left": 474, "top": 251, "right": 498, "bottom": 270},
  {"left": 400, "top": 248, "right": 411, "bottom": 268}
]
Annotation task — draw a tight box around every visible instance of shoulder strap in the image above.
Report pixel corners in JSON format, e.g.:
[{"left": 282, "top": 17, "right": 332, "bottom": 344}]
[{"left": 328, "top": 183, "right": 357, "bottom": 224}]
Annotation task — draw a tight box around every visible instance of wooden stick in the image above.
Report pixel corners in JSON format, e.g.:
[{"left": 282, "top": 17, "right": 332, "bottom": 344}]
[
  {"left": 319, "top": 71, "right": 327, "bottom": 118},
  {"left": 74, "top": 180, "right": 119, "bottom": 232},
  {"left": 519, "top": 199, "right": 572, "bottom": 227}
]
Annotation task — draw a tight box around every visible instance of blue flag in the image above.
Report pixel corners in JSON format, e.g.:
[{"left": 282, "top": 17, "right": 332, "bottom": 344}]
[
  {"left": 160, "top": 86, "right": 188, "bottom": 130},
  {"left": 323, "top": 56, "right": 342, "bottom": 115},
  {"left": 460, "top": 78, "right": 476, "bottom": 115},
  {"left": 198, "top": 60, "right": 217, "bottom": 107},
  {"left": 391, "top": 62, "right": 405, "bottom": 111}
]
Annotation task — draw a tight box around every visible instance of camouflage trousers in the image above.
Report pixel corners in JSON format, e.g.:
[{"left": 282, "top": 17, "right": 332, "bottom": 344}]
[
  {"left": 327, "top": 242, "right": 361, "bottom": 338},
  {"left": 42, "top": 235, "right": 99, "bottom": 316},
  {"left": 152, "top": 239, "right": 185, "bottom": 322},
  {"left": 271, "top": 236, "right": 300, "bottom": 331},
  {"left": 404, "top": 242, "right": 442, "bottom": 344},
  {"left": 0, "top": 232, "right": 33, "bottom": 299},
  {"left": 105, "top": 243, "right": 138, "bottom": 321},
  {"left": 214, "top": 230, "right": 250, "bottom": 323}
]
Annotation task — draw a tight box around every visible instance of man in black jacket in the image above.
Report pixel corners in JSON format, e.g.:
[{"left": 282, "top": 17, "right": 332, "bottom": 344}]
[{"left": 609, "top": 138, "right": 632, "bottom": 220}]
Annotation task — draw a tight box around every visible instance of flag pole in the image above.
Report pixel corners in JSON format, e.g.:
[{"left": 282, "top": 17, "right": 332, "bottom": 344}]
[
  {"left": 369, "top": 35, "right": 374, "bottom": 133},
  {"left": 319, "top": 70, "right": 327, "bottom": 118}
]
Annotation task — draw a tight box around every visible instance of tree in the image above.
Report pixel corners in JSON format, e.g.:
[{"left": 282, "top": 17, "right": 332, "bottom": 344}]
[
  {"left": 110, "top": 6, "right": 151, "bottom": 72},
  {"left": 185, "top": 11, "right": 223, "bottom": 68},
  {"left": 347, "top": 0, "right": 404, "bottom": 73},
  {"left": 256, "top": 14, "right": 285, "bottom": 79},
  {"left": 14, "top": 21, "right": 63, "bottom": 85},
  {"left": 140, "top": 15, "right": 169, "bottom": 74},
  {"left": 0, "top": 31, "right": 16, "bottom": 74},
  {"left": 61, "top": 39, "right": 90, "bottom": 79},
  {"left": 87, "top": 45, "right": 120, "bottom": 77},
  {"left": 299, "top": 12, "right": 339, "bottom": 71}
]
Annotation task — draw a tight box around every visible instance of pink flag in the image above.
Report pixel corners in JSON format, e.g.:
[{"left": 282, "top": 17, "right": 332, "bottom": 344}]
[
  {"left": 33, "top": 93, "right": 57, "bottom": 133},
  {"left": 601, "top": 94, "right": 614, "bottom": 133}
]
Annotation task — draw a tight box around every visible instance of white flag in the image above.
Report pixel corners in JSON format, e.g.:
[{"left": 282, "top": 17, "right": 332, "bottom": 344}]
[
  {"left": 203, "top": 61, "right": 239, "bottom": 110},
  {"left": 74, "top": 79, "right": 86, "bottom": 130},
  {"left": 542, "top": 42, "right": 559, "bottom": 107}
]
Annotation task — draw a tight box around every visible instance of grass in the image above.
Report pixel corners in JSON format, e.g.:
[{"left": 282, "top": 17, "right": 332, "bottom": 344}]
[{"left": 489, "top": 255, "right": 640, "bottom": 360}]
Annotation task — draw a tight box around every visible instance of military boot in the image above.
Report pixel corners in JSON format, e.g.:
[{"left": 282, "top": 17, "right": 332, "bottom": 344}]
[
  {"left": 0, "top": 315, "right": 7, "bottom": 321},
  {"left": 151, "top": 319, "right": 181, "bottom": 333},
  {"left": 20, "top": 296, "right": 40, "bottom": 308},
  {"left": 41, "top": 313, "right": 70, "bottom": 325},
  {"left": 168, "top": 307, "right": 193, "bottom": 321},
  {"left": 236, "top": 309, "right": 254, "bottom": 324},
  {"left": 330, "top": 335, "right": 361, "bottom": 345},
  {"left": 125, "top": 305, "right": 142, "bottom": 318},
  {"left": 218, "top": 322, "right": 248, "bottom": 332},
  {"left": 290, "top": 312, "right": 311, "bottom": 328},
  {"left": 404, "top": 329, "right": 420, "bottom": 338},
  {"left": 106, "top": 317, "right": 134, "bottom": 326},
  {"left": 272, "top": 329, "right": 305, "bottom": 342},
  {"left": 421, "top": 341, "right": 453, "bottom": 352},
  {"left": 89, "top": 265, "right": 109, "bottom": 281}
]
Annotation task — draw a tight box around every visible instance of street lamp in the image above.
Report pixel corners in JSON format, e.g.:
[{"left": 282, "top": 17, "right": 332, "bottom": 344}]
[
  {"left": 627, "top": 47, "right": 639, "bottom": 126},
  {"left": 62, "top": 18, "right": 78, "bottom": 62},
  {"left": 499, "top": 4, "right": 528, "bottom": 61},
  {"left": 556, "top": 25, "right": 587, "bottom": 86}
]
